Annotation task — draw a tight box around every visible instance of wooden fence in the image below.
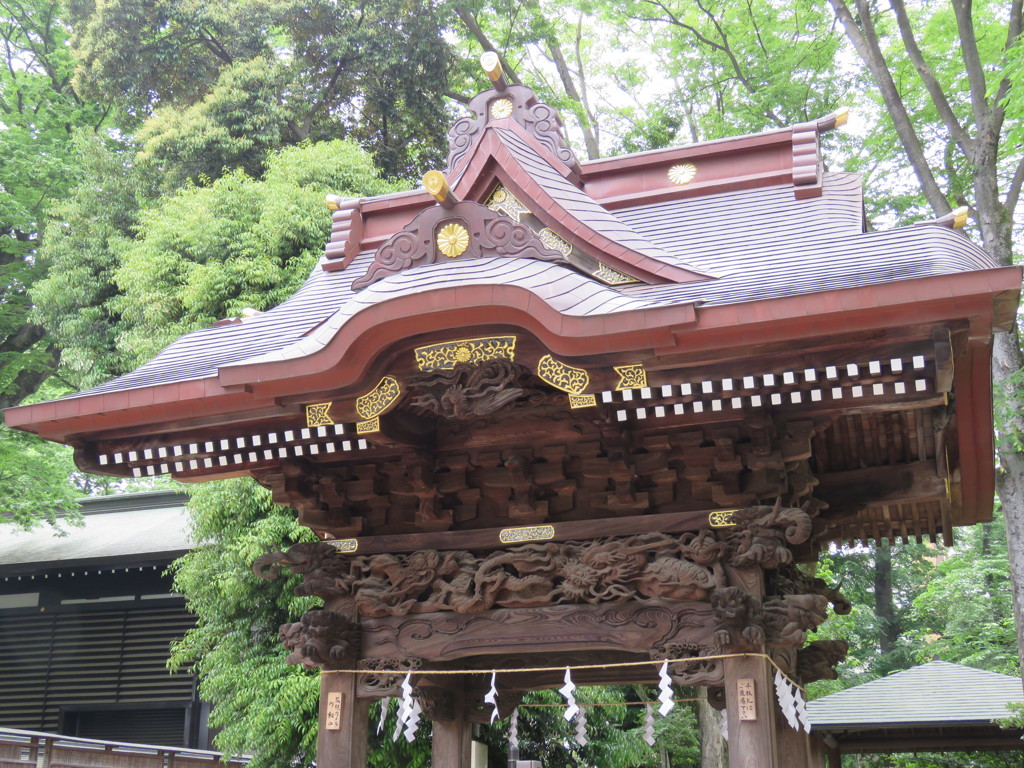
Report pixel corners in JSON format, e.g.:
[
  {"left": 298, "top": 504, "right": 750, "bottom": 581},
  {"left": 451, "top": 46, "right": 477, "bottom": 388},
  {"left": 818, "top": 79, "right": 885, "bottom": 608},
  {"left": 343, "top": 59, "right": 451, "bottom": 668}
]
[{"left": 0, "top": 729, "right": 248, "bottom": 768}]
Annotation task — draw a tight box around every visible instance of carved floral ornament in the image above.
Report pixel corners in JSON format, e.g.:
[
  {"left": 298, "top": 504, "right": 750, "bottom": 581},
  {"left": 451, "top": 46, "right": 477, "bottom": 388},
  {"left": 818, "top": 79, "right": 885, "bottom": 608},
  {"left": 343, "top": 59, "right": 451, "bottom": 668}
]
[
  {"left": 300, "top": 344, "right": 656, "bottom": 427},
  {"left": 309, "top": 353, "right": 652, "bottom": 431}
]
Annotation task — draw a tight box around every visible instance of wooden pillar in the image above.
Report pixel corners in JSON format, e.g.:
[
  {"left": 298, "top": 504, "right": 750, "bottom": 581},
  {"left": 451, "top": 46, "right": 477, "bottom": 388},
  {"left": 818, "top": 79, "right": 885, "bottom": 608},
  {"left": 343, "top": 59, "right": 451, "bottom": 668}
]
[
  {"left": 775, "top": 714, "right": 824, "bottom": 768},
  {"left": 723, "top": 652, "right": 779, "bottom": 768},
  {"left": 431, "top": 679, "right": 473, "bottom": 768},
  {"left": 808, "top": 733, "right": 828, "bottom": 768},
  {"left": 722, "top": 564, "right": 777, "bottom": 768},
  {"left": 825, "top": 738, "right": 842, "bottom": 768},
  {"left": 317, "top": 671, "right": 370, "bottom": 768}
]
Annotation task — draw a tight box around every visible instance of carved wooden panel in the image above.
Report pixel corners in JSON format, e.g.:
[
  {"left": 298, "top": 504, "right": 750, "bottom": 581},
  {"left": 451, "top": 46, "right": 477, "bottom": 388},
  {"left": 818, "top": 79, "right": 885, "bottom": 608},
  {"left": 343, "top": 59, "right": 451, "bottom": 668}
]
[{"left": 360, "top": 601, "right": 717, "bottom": 661}]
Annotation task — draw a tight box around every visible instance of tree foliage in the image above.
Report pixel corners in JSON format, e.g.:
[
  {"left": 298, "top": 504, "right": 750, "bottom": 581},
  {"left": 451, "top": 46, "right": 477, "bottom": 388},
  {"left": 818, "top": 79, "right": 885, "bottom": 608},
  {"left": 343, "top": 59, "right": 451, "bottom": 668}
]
[
  {"left": 69, "top": 0, "right": 454, "bottom": 179},
  {"left": 36, "top": 138, "right": 400, "bottom": 379},
  {"left": 168, "top": 479, "right": 321, "bottom": 768},
  {"left": 0, "top": 0, "right": 116, "bottom": 412}
]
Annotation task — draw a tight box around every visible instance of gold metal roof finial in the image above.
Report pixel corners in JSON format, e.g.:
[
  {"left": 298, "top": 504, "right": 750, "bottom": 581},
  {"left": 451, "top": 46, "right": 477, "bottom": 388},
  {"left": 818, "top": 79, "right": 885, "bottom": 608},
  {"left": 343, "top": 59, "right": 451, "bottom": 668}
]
[
  {"left": 423, "top": 170, "right": 457, "bottom": 209},
  {"left": 816, "top": 107, "right": 850, "bottom": 133},
  {"left": 480, "top": 51, "right": 508, "bottom": 91},
  {"left": 325, "top": 194, "right": 348, "bottom": 211}
]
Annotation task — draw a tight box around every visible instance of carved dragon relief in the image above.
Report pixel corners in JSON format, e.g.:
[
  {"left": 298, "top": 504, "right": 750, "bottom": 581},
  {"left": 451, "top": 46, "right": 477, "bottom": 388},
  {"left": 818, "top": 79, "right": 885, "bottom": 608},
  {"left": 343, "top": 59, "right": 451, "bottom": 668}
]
[
  {"left": 260, "top": 506, "right": 850, "bottom": 682},
  {"left": 407, "top": 359, "right": 539, "bottom": 420},
  {"left": 255, "top": 507, "right": 823, "bottom": 617}
]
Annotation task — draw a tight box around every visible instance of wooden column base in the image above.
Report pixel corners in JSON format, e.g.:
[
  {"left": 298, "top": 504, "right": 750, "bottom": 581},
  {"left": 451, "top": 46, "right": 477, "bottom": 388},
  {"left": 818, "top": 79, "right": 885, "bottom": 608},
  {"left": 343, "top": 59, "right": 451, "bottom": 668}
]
[
  {"left": 317, "top": 672, "right": 370, "bottom": 768},
  {"left": 431, "top": 679, "right": 473, "bottom": 767},
  {"left": 776, "top": 711, "right": 823, "bottom": 768},
  {"left": 724, "top": 654, "right": 779, "bottom": 768}
]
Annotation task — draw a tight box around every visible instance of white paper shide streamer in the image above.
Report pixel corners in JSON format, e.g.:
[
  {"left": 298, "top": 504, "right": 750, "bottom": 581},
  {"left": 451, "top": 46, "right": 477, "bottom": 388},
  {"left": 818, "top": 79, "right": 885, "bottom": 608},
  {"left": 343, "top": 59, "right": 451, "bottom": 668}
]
[
  {"left": 404, "top": 699, "right": 423, "bottom": 742},
  {"left": 774, "top": 669, "right": 801, "bottom": 732},
  {"left": 559, "top": 667, "right": 579, "bottom": 721},
  {"left": 484, "top": 672, "right": 500, "bottom": 723},
  {"left": 574, "top": 705, "right": 588, "bottom": 746},
  {"left": 657, "top": 661, "right": 675, "bottom": 716},
  {"left": 795, "top": 686, "right": 810, "bottom": 733},
  {"left": 394, "top": 673, "right": 422, "bottom": 743},
  {"left": 509, "top": 707, "right": 520, "bottom": 752},
  {"left": 377, "top": 697, "right": 391, "bottom": 735},
  {"left": 643, "top": 703, "right": 656, "bottom": 746}
]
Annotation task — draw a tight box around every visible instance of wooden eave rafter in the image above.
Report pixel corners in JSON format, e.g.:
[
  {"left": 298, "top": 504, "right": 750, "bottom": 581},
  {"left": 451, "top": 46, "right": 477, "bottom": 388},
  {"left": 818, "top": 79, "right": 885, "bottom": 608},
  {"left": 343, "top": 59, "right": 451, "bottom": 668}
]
[{"left": 6, "top": 266, "right": 1017, "bottom": 454}]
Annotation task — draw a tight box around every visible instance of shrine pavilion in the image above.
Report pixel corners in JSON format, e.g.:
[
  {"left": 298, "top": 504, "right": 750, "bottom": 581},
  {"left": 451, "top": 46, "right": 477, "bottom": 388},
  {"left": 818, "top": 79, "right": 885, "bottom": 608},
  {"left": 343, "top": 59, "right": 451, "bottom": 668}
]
[{"left": 8, "top": 54, "right": 1022, "bottom": 768}]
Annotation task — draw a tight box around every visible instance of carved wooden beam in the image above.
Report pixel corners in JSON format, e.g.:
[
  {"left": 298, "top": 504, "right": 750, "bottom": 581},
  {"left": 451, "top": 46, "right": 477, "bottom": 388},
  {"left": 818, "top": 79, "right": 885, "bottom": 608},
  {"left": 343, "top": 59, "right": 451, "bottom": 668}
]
[{"left": 361, "top": 601, "right": 716, "bottom": 661}]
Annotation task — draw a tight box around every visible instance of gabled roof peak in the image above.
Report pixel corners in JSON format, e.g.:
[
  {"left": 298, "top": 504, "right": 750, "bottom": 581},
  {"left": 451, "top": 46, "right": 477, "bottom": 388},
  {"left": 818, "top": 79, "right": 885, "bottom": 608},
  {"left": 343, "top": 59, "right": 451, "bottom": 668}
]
[{"left": 447, "top": 55, "right": 582, "bottom": 179}]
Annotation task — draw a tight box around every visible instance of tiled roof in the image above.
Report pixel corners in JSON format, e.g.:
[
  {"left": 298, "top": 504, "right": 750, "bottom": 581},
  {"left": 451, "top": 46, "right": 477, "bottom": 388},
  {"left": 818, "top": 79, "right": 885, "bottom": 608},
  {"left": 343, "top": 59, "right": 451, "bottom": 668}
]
[
  {"left": 493, "top": 127, "right": 704, "bottom": 273},
  {"left": 0, "top": 491, "right": 191, "bottom": 571},
  {"left": 69, "top": 158, "right": 997, "bottom": 399},
  {"left": 807, "top": 660, "right": 1024, "bottom": 729}
]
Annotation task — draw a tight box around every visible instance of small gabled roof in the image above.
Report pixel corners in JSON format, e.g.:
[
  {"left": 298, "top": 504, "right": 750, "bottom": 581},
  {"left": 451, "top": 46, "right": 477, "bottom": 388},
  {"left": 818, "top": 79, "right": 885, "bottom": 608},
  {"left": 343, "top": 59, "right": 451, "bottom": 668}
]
[
  {"left": 808, "top": 660, "right": 1024, "bottom": 730},
  {"left": 0, "top": 491, "right": 191, "bottom": 574}
]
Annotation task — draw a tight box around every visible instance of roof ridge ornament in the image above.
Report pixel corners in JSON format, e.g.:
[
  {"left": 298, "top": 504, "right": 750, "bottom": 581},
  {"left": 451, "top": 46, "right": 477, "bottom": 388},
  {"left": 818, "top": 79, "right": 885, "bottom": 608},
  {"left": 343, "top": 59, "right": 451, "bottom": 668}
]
[
  {"left": 446, "top": 52, "right": 582, "bottom": 178},
  {"left": 351, "top": 171, "right": 569, "bottom": 290}
]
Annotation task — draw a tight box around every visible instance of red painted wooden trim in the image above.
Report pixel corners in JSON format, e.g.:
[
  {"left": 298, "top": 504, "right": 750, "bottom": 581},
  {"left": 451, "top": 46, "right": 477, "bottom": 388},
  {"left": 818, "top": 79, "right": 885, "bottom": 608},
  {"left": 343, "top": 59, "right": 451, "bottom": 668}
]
[{"left": 9, "top": 266, "right": 1016, "bottom": 444}]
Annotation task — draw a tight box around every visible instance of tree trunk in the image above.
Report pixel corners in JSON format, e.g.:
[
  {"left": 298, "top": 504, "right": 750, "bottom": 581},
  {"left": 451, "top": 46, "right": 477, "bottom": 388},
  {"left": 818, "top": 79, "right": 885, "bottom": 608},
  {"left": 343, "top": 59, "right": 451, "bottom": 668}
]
[
  {"left": 874, "top": 541, "right": 898, "bottom": 655},
  {"left": 698, "top": 690, "right": 726, "bottom": 768},
  {"left": 993, "top": 328, "right": 1024, "bottom": 684}
]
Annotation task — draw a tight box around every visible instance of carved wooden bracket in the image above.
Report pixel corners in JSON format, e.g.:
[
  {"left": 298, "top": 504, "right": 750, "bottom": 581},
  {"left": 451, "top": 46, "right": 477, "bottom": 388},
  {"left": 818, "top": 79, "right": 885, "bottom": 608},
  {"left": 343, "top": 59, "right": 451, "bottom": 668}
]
[
  {"left": 279, "top": 608, "right": 360, "bottom": 669},
  {"left": 795, "top": 640, "right": 849, "bottom": 684}
]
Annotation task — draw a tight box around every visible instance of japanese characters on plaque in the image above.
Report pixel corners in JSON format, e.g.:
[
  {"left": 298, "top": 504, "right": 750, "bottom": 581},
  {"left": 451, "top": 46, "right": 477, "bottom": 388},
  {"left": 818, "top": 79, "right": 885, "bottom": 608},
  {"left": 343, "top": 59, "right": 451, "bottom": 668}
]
[
  {"left": 737, "top": 678, "right": 757, "bottom": 721},
  {"left": 326, "top": 692, "right": 343, "bottom": 730}
]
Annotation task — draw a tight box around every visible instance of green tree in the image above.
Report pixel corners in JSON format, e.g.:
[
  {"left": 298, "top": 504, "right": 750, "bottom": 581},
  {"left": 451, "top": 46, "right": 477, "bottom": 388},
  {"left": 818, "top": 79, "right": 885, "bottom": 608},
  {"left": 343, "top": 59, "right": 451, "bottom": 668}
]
[
  {"left": 168, "top": 479, "right": 322, "bottom": 768},
  {"left": 0, "top": 0, "right": 115, "bottom": 409},
  {"left": 818, "top": 0, "right": 1024, "bottom": 671},
  {"left": 68, "top": 0, "right": 454, "bottom": 179},
  {"left": 911, "top": 508, "right": 1019, "bottom": 675},
  {"left": 35, "top": 138, "right": 399, "bottom": 378}
]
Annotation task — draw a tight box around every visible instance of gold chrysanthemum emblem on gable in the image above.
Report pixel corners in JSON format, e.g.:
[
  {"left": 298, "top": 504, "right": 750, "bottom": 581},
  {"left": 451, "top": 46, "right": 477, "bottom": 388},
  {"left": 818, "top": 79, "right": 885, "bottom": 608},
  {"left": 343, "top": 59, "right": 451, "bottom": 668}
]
[
  {"left": 668, "top": 162, "right": 697, "bottom": 186},
  {"left": 415, "top": 336, "right": 517, "bottom": 371},
  {"left": 489, "top": 98, "right": 514, "bottom": 119},
  {"left": 486, "top": 183, "right": 530, "bottom": 221},
  {"left": 437, "top": 223, "right": 470, "bottom": 258}
]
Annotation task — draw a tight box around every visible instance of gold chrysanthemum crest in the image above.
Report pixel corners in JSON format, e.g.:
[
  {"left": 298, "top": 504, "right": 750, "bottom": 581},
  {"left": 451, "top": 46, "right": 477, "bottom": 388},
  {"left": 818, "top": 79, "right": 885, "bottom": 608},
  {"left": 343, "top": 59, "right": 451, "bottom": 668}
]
[
  {"left": 414, "top": 336, "right": 517, "bottom": 371},
  {"left": 668, "top": 163, "right": 697, "bottom": 186},
  {"left": 490, "top": 98, "right": 514, "bottom": 119},
  {"left": 437, "top": 222, "right": 470, "bottom": 258}
]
